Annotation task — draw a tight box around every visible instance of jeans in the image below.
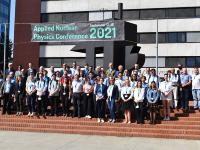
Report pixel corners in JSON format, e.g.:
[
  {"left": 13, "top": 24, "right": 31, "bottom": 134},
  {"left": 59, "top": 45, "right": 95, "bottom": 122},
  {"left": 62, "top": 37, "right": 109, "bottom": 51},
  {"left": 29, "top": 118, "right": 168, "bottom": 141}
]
[
  {"left": 3, "top": 93, "right": 12, "bottom": 114},
  {"left": 192, "top": 89, "right": 200, "bottom": 109},
  {"left": 83, "top": 93, "right": 93, "bottom": 117},
  {"left": 107, "top": 97, "right": 116, "bottom": 120},
  {"left": 73, "top": 93, "right": 82, "bottom": 117},
  {"left": 180, "top": 88, "right": 190, "bottom": 110},
  {"left": 16, "top": 93, "right": 24, "bottom": 112},
  {"left": 135, "top": 102, "right": 144, "bottom": 124},
  {"left": 27, "top": 94, "right": 36, "bottom": 113}
]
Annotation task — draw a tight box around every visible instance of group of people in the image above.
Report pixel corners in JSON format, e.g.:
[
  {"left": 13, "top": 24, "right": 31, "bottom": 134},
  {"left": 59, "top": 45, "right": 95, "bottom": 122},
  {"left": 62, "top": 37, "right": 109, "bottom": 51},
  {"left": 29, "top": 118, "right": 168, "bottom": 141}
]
[{"left": 0, "top": 62, "right": 199, "bottom": 125}]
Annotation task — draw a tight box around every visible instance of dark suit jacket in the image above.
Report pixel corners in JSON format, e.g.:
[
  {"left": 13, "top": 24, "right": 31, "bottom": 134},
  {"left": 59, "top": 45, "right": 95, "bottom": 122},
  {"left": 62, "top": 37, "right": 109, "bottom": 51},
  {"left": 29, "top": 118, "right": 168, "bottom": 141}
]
[
  {"left": 1, "top": 81, "right": 15, "bottom": 96},
  {"left": 108, "top": 85, "right": 119, "bottom": 100},
  {"left": 15, "top": 81, "right": 26, "bottom": 97},
  {"left": 95, "top": 84, "right": 107, "bottom": 99}
]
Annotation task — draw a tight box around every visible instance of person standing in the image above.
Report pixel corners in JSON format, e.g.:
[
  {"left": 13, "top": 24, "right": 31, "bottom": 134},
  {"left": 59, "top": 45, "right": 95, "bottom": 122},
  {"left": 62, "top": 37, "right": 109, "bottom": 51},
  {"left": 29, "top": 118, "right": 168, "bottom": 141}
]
[
  {"left": 26, "top": 73, "right": 37, "bottom": 117},
  {"left": 36, "top": 73, "right": 48, "bottom": 117},
  {"left": 1, "top": 76, "right": 15, "bottom": 115},
  {"left": 191, "top": 68, "right": 200, "bottom": 110},
  {"left": 60, "top": 77, "right": 71, "bottom": 117},
  {"left": 72, "top": 74, "right": 83, "bottom": 118},
  {"left": 107, "top": 77, "right": 119, "bottom": 123},
  {"left": 121, "top": 79, "right": 134, "bottom": 124},
  {"left": 48, "top": 74, "right": 60, "bottom": 116},
  {"left": 159, "top": 74, "right": 173, "bottom": 120},
  {"left": 83, "top": 78, "right": 94, "bottom": 119},
  {"left": 15, "top": 75, "right": 26, "bottom": 116},
  {"left": 95, "top": 78, "right": 107, "bottom": 123},
  {"left": 134, "top": 80, "right": 145, "bottom": 124},
  {"left": 146, "top": 81, "right": 160, "bottom": 124},
  {"left": 180, "top": 68, "right": 192, "bottom": 112}
]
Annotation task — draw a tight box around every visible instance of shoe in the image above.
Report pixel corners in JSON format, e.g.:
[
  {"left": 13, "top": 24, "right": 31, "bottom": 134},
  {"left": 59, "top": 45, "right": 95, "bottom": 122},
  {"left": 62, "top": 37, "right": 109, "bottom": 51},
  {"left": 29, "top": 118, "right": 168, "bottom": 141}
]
[
  {"left": 19, "top": 112, "right": 23, "bottom": 116},
  {"left": 27, "top": 112, "right": 31, "bottom": 117},
  {"left": 127, "top": 121, "right": 131, "bottom": 124},
  {"left": 123, "top": 121, "right": 127, "bottom": 124},
  {"left": 16, "top": 112, "right": 19, "bottom": 116},
  {"left": 111, "top": 119, "right": 116, "bottom": 123},
  {"left": 85, "top": 115, "right": 89, "bottom": 118},
  {"left": 108, "top": 119, "right": 112, "bottom": 122},
  {"left": 166, "top": 117, "right": 170, "bottom": 121},
  {"left": 101, "top": 119, "right": 105, "bottom": 123},
  {"left": 97, "top": 118, "right": 101, "bottom": 123},
  {"left": 163, "top": 117, "right": 167, "bottom": 121},
  {"left": 30, "top": 112, "right": 35, "bottom": 117},
  {"left": 87, "top": 115, "right": 92, "bottom": 119}
]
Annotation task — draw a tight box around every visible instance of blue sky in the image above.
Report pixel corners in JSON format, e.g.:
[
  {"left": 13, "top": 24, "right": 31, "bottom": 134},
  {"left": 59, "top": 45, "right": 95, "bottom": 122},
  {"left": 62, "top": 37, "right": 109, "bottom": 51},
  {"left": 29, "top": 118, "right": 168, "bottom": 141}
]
[{"left": 9, "top": 0, "right": 16, "bottom": 43}]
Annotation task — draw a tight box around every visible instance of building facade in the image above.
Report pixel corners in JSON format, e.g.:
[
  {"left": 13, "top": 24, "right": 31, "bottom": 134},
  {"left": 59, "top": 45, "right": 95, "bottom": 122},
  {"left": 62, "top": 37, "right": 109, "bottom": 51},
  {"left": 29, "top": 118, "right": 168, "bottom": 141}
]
[
  {"left": 0, "top": 0, "right": 11, "bottom": 38},
  {"left": 14, "top": 0, "right": 200, "bottom": 68}
]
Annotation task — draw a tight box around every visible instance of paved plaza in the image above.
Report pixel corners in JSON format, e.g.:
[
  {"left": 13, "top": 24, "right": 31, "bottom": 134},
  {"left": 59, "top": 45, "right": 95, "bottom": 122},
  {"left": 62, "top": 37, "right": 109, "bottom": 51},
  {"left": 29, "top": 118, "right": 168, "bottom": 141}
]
[{"left": 0, "top": 131, "right": 199, "bottom": 150}]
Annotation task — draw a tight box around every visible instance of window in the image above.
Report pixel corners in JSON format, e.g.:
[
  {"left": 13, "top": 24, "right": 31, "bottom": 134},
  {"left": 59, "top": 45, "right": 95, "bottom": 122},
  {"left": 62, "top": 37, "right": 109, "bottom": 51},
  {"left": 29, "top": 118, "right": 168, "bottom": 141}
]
[
  {"left": 165, "top": 57, "right": 185, "bottom": 67},
  {"left": 177, "top": 32, "right": 186, "bottom": 43},
  {"left": 40, "top": 58, "right": 62, "bottom": 68},
  {"left": 196, "top": 8, "right": 200, "bottom": 17},
  {"left": 140, "top": 9, "right": 165, "bottom": 19},
  {"left": 123, "top": 10, "right": 140, "bottom": 20},
  {"left": 196, "top": 57, "right": 200, "bottom": 67},
  {"left": 63, "top": 58, "right": 86, "bottom": 67},
  {"left": 168, "top": 33, "right": 177, "bottom": 43},
  {"left": 89, "top": 11, "right": 112, "bottom": 21},
  {"left": 63, "top": 12, "right": 88, "bottom": 23},
  {"left": 41, "top": 13, "right": 62, "bottom": 23},
  {"left": 186, "top": 57, "right": 195, "bottom": 67},
  {"left": 158, "top": 33, "right": 167, "bottom": 43},
  {"left": 187, "top": 32, "right": 200, "bottom": 42},
  {"left": 166, "top": 8, "right": 195, "bottom": 18},
  {"left": 139, "top": 33, "right": 155, "bottom": 43}
]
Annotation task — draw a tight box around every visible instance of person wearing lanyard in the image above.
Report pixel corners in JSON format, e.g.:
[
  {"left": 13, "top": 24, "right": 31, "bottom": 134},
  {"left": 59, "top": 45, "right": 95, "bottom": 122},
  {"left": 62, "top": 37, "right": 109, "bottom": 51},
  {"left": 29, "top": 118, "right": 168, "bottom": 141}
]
[
  {"left": 121, "top": 79, "right": 134, "bottom": 124},
  {"left": 191, "top": 68, "right": 200, "bottom": 110},
  {"left": 48, "top": 74, "right": 60, "bottom": 116},
  {"left": 36, "top": 73, "right": 47, "bottom": 117},
  {"left": 168, "top": 68, "right": 179, "bottom": 109},
  {"left": 95, "top": 78, "right": 107, "bottom": 123},
  {"left": 148, "top": 69, "right": 160, "bottom": 87},
  {"left": 1, "top": 76, "right": 15, "bottom": 115},
  {"left": 180, "top": 68, "right": 192, "bottom": 112},
  {"left": 134, "top": 80, "right": 145, "bottom": 124},
  {"left": 107, "top": 77, "right": 119, "bottom": 123},
  {"left": 72, "top": 74, "right": 83, "bottom": 118},
  {"left": 60, "top": 77, "right": 71, "bottom": 117},
  {"left": 15, "top": 75, "right": 26, "bottom": 116},
  {"left": 159, "top": 74, "right": 173, "bottom": 121},
  {"left": 83, "top": 78, "right": 94, "bottom": 119},
  {"left": 26, "top": 73, "right": 37, "bottom": 117},
  {"left": 146, "top": 81, "right": 160, "bottom": 124}
]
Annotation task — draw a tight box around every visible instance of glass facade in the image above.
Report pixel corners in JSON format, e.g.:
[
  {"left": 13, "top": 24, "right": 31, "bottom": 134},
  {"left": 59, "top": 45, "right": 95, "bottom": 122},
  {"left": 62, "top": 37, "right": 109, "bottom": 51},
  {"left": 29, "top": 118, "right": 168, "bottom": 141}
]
[{"left": 0, "top": 0, "right": 11, "bottom": 39}]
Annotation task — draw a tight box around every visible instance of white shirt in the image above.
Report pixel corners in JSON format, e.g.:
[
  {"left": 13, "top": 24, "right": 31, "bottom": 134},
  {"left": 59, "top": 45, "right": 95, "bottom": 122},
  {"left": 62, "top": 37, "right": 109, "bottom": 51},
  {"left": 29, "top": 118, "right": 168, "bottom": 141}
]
[
  {"left": 48, "top": 80, "right": 59, "bottom": 96},
  {"left": 121, "top": 86, "right": 133, "bottom": 101},
  {"left": 4, "top": 82, "right": 11, "bottom": 93},
  {"left": 26, "top": 80, "right": 36, "bottom": 93},
  {"left": 36, "top": 80, "right": 47, "bottom": 96},
  {"left": 134, "top": 88, "right": 145, "bottom": 103},
  {"left": 159, "top": 81, "right": 173, "bottom": 93},
  {"left": 72, "top": 80, "right": 83, "bottom": 93},
  {"left": 192, "top": 74, "right": 200, "bottom": 90},
  {"left": 169, "top": 74, "right": 179, "bottom": 85},
  {"left": 107, "top": 85, "right": 114, "bottom": 97},
  {"left": 115, "top": 79, "right": 124, "bottom": 92}
]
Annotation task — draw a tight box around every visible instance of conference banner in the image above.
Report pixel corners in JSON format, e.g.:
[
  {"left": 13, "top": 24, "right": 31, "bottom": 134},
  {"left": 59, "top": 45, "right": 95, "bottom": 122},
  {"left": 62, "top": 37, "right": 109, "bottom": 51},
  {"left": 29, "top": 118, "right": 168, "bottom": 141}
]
[{"left": 31, "top": 20, "right": 137, "bottom": 42}]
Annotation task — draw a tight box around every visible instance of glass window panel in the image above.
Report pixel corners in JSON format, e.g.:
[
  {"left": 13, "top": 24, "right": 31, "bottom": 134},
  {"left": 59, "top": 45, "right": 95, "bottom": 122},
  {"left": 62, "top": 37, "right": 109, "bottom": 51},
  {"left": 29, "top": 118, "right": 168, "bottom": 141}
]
[
  {"left": 158, "top": 33, "right": 166, "bottom": 43},
  {"left": 167, "top": 8, "right": 195, "bottom": 18},
  {"left": 196, "top": 8, "right": 200, "bottom": 17},
  {"left": 89, "top": 11, "right": 112, "bottom": 21},
  {"left": 140, "top": 33, "right": 155, "bottom": 43},
  {"left": 63, "top": 58, "right": 86, "bottom": 67},
  {"left": 187, "top": 32, "right": 200, "bottom": 42},
  {"left": 196, "top": 57, "right": 200, "bottom": 67},
  {"left": 140, "top": 9, "right": 165, "bottom": 19},
  {"left": 41, "top": 13, "right": 62, "bottom": 23},
  {"left": 46, "top": 59, "right": 62, "bottom": 68},
  {"left": 63, "top": 12, "right": 88, "bottom": 23},
  {"left": 168, "top": 33, "right": 177, "bottom": 43},
  {"left": 165, "top": 57, "right": 185, "bottom": 67},
  {"left": 177, "top": 32, "right": 186, "bottom": 43},
  {"left": 123, "top": 10, "right": 140, "bottom": 20},
  {"left": 186, "top": 57, "right": 195, "bottom": 67}
]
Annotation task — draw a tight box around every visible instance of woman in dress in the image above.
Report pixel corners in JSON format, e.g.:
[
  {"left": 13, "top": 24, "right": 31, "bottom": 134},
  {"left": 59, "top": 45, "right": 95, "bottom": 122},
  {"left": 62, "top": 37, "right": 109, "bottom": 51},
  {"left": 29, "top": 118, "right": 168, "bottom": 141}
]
[
  {"left": 121, "top": 79, "right": 134, "bottom": 124},
  {"left": 146, "top": 81, "right": 160, "bottom": 124}
]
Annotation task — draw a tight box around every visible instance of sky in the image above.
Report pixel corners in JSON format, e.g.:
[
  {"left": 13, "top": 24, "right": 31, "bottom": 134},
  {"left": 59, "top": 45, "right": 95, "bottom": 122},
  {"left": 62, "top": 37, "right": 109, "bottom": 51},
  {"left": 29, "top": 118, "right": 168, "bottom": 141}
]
[{"left": 9, "top": 0, "right": 16, "bottom": 43}]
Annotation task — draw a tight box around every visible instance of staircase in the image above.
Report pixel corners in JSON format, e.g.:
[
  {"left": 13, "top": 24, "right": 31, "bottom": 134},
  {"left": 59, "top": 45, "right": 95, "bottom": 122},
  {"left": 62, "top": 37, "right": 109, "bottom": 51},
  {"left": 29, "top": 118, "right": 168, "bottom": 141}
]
[{"left": 0, "top": 109, "right": 200, "bottom": 140}]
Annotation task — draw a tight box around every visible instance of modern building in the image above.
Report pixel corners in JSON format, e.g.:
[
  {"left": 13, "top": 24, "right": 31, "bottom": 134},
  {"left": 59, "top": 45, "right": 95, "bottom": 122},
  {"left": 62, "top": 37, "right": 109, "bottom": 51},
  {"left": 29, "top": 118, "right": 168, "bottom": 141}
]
[
  {"left": 0, "top": 0, "right": 11, "bottom": 39},
  {"left": 14, "top": 0, "right": 200, "bottom": 69}
]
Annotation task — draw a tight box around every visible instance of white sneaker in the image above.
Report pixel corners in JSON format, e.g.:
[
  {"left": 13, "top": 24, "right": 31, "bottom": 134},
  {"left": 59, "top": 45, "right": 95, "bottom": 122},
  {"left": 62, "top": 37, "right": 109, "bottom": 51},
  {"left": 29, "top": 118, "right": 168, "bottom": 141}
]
[
  {"left": 30, "top": 112, "right": 35, "bottom": 117},
  {"left": 97, "top": 118, "right": 101, "bottom": 123},
  {"left": 101, "top": 119, "right": 105, "bottom": 123},
  {"left": 27, "top": 112, "right": 31, "bottom": 117},
  {"left": 166, "top": 117, "right": 170, "bottom": 121},
  {"left": 109, "top": 119, "right": 112, "bottom": 122},
  {"left": 112, "top": 119, "right": 116, "bottom": 123},
  {"left": 87, "top": 115, "right": 92, "bottom": 119}
]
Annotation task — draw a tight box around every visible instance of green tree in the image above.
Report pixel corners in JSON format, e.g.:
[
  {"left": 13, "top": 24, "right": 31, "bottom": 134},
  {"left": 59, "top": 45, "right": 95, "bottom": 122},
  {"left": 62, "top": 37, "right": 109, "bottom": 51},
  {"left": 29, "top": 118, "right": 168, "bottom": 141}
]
[{"left": 0, "top": 32, "right": 13, "bottom": 70}]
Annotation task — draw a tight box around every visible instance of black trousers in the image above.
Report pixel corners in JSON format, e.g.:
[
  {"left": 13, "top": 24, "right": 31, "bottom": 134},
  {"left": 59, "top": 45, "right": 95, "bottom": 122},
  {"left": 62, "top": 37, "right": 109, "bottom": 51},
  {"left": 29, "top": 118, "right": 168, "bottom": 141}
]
[
  {"left": 96, "top": 99, "right": 106, "bottom": 119},
  {"left": 49, "top": 96, "right": 59, "bottom": 115},
  {"left": 61, "top": 94, "right": 69, "bottom": 114},
  {"left": 16, "top": 93, "right": 24, "bottom": 112},
  {"left": 37, "top": 95, "right": 46, "bottom": 115},
  {"left": 135, "top": 102, "right": 144, "bottom": 124},
  {"left": 27, "top": 94, "right": 36, "bottom": 113},
  {"left": 3, "top": 93, "right": 12, "bottom": 114},
  {"left": 73, "top": 93, "right": 82, "bottom": 117},
  {"left": 83, "top": 93, "right": 93, "bottom": 117}
]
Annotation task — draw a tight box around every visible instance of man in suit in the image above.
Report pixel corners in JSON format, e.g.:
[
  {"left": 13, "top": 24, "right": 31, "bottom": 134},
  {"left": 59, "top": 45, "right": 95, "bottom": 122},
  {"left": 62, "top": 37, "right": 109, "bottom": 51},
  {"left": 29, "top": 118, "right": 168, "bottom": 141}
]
[
  {"left": 1, "top": 76, "right": 15, "bottom": 115},
  {"left": 107, "top": 77, "right": 119, "bottom": 123},
  {"left": 95, "top": 78, "right": 107, "bottom": 123},
  {"left": 106, "top": 62, "right": 116, "bottom": 77}
]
